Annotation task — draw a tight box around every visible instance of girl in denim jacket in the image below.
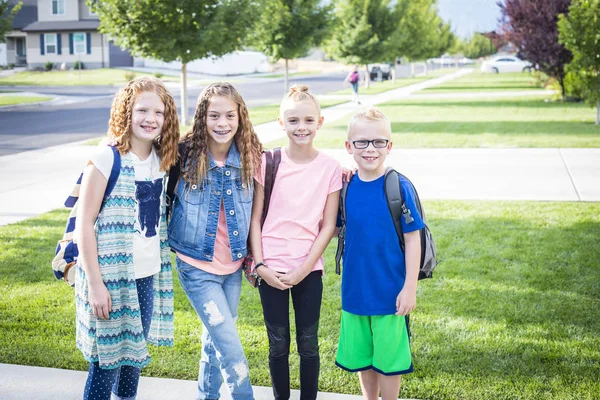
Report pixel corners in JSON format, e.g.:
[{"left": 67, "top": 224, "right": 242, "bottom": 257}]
[{"left": 168, "top": 82, "right": 262, "bottom": 399}]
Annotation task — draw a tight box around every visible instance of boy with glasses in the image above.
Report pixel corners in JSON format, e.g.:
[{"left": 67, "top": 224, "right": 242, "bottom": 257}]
[{"left": 335, "top": 107, "right": 424, "bottom": 400}]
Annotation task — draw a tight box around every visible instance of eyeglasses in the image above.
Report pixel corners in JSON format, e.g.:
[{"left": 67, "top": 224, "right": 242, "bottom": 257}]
[{"left": 351, "top": 139, "right": 389, "bottom": 149}]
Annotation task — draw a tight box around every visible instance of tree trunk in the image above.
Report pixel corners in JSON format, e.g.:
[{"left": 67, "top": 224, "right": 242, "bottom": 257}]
[
  {"left": 284, "top": 59, "right": 289, "bottom": 93},
  {"left": 424, "top": 62, "right": 428, "bottom": 76},
  {"left": 364, "top": 64, "right": 370, "bottom": 89},
  {"left": 596, "top": 100, "right": 599, "bottom": 125},
  {"left": 410, "top": 62, "right": 415, "bottom": 78},
  {"left": 180, "top": 63, "right": 188, "bottom": 125}
]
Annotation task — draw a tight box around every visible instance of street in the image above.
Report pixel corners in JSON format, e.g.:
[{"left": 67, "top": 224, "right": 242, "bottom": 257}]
[{"left": 0, "top": 71, "right": 347, "bottom": 156}]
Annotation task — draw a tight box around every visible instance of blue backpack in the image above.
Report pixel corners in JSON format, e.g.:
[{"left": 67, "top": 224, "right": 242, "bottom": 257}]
[{"left": 52, "top": 146, "right": 121, "bottom": 286}]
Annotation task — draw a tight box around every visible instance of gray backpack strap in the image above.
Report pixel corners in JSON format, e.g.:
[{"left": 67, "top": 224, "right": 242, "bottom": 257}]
[
  {"left": 335, "top": 178, "right": 350, "bottom": 275},
  {"left": 384, "top": 167, "right": 406, "bottom": 252}
]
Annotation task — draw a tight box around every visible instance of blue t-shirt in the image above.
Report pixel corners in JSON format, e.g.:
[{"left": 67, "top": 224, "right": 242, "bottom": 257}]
[{"left": 341, "top": 173, "right": 425, "bottom": 316}]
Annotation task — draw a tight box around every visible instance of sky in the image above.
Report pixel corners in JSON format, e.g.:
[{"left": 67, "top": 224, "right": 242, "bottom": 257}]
[{"left": 437, "top": 0, "right": 502, "bottom": 38}]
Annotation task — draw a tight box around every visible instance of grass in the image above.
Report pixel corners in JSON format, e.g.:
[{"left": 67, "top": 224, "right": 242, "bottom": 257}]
[
  {"left": 266, "top": 95, "right": 600, "bottom": 149},
  {"left": 331, "top": 76, "right": 430, "bottom": 95},
  {"left": 0, "top": 95, "right": 52, "bottom": 106},
  {"left": 421, "top": 71, "right": 545, "bottom": 93},
  {"left": 0, "top": 68, "right": 180, "bottom": 86},
  {"left": 1, "top": 201, "right": 599, "bottom": 399}
]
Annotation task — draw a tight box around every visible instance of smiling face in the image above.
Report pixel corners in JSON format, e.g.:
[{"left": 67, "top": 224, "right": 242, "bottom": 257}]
[
  {"left": 130, "top": 91, "right": 165, "bottom": 146},
  {"left": 205, "top": 95, "right": 239, "bottom": 151},
  {"left": 279, "top": 99, "right": 324, "bottom": 148},
  {"left": 345, "top": 119, "right": 392, "bottom": 180}
]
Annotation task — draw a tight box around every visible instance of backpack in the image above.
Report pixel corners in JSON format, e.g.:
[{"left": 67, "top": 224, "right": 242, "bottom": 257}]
[
  {"left": 52, "top": 146, "right": 121, "bottom": 286},
  {"left": 242, "top": 147, "right": 281, "bottom": 287},
  {"left": 335, "top": 167, "right": 438, "bottom": 280},
  {"left": 349, "top": 71, "right": 359, "bottom": 84}
]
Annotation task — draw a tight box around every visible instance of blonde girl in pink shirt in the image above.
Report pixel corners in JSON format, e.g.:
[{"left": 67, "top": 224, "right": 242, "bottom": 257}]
[{"left": 249, "top": 85, "right": 342, "bottom": 400}]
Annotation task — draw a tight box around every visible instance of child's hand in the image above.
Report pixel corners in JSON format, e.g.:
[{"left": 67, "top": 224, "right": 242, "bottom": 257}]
[
  {"left": 279, "top": 267, "right": 309, "bottom": 286},
  {"left": 258, "top": 267, "right": 292, "bottom": 291},
  {"left": 395, "top": 287, "right": 416, "bottom": 316},
  {"left": 88, "top": 282, "right": 112, "bottom": 320},
  {"left": 341, "top": 166, "right": 357, "bottom": 182}
]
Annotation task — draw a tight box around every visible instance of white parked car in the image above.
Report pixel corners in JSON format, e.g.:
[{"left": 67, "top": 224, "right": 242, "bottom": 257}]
[{"left": 481, "top": 55, "right": 533, "bottom": 73}]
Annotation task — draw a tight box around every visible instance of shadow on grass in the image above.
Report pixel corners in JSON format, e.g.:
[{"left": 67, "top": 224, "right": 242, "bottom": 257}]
[
  {"left": 386, "top": 99, "right": 586, "bottom": 109},
  {"left": 389, "top": 121, "right": 600, "bottom": 135}
]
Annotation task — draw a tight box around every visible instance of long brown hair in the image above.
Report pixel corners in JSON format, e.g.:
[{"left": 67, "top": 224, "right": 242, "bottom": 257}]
[
  {"left": 182, "top": 82, "right": 262, "bottom": 187},
  {"left": 107, "top": 76, "right": 179, "bottom": 171}
]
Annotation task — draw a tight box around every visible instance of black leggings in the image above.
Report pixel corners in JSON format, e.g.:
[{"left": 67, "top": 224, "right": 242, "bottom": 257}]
[{"left": 259, "top": 271, "right": 323, "bottom": 400}]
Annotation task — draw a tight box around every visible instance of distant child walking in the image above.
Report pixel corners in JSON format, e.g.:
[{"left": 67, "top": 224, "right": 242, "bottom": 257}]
[
  {"left": 249, "top": 85, "right": 342, "bottom": 400},
  {"left": 335, "top": 107, "right": 424, "bottom": 400},
  {"left": 344, "top": 66, "right": 361, "bottom": 104},
  {"left": 167, "top": 82, "right": 263, "bottom": 399},
  {"left": 75, "top": 77, "right": 180, "bottom": 400}
]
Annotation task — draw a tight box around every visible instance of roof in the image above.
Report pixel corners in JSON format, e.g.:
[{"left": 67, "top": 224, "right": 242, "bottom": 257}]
[
  {"left": 10, "top": 0, "right": 38, "bottom": 30},
  {"left": 22, "top": 20, "right": 100, "bottom": 32}
]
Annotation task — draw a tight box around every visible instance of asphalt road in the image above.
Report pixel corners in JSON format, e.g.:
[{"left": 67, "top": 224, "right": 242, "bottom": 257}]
[{"left": 0, "top": 72, "right": 347, "bottom": 156}]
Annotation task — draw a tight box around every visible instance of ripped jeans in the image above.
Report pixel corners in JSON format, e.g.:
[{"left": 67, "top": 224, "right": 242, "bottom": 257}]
[
  {"left": 176, "top": 257, "right": 254, "bottom": 400},
  {"left": 259, "top": 271, "right": 323, "bottom": 400}
]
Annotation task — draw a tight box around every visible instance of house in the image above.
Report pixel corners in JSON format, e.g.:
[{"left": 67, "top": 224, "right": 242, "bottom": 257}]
[
  {"left": 2, "top": 0, "right": 37, "bottom": 67},
  {"left": 3, "top": 0, "right": 132, "bottom": 69}
]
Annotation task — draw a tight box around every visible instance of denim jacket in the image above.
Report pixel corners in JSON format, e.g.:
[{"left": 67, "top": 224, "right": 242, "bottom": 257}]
[{"left": 167, "top": 142, "right": 253, "bottom": 262}]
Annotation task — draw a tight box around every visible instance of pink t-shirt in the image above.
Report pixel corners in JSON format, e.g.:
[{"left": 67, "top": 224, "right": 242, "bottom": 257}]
[
  {"left": 257, "top": 149, "right": 342, "bottom": 273},
  {"left": 177, "top": 161, "right": 243, "bottom": 275}
]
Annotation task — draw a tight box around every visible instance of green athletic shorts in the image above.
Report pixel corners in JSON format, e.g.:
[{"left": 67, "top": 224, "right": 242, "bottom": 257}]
[{"left": 335, "top": 311, "right": 413, "bottom": 375}]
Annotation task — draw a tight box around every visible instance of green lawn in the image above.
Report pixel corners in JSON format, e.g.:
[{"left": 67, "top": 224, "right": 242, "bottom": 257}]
[
  {"left": 331, "top": 76, "right": 430, "bottom": 95},
  {"left": 0, "top": 68, "right": 180, "bottom": 86},
  {"left": 421, "top": 71, "right": 545, "bottom": 93},
  {"left": 1, "top": 201, "right": 599, "bottom": 399},
  {"left": 0, "top": 95, "right": 52, "bottom": 106},
  {"left": 266, "top": 95, "right": 600, "bottom": 149}
]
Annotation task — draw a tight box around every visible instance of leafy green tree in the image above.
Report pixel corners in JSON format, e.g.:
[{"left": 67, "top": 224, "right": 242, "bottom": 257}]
[
  {"left": 251, "top": 0, "right": 332, "bottom": 92},
  {"left": 88, "top": 0, "right": 258, "bottom": 123},
  {"left": 0, "top": 0, "right": 22, "bottom": 43},
  {"left": 326, "top": 0, "right": 401, "bottom": 88},
  {"left": 558, "top": 0, "right": 600, "bottom": 124},
  {"left": 463, "top": 33, "right": 497, "bottom": 60}
]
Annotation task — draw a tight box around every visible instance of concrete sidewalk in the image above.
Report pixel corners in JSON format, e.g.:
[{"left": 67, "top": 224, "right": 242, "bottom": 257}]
[{"left": 2, "top": 363, "right": 388, "bottom": 400}]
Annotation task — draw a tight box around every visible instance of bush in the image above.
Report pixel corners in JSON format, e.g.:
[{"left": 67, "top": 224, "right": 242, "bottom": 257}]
[
  {"left": 153, "top": 72, "right": 164, "bottom": 79},
  {"left": 7, "top": 63, "right": 15, "bottom": 69},
  {"left": 73, "top": 60, "right": 84, "bottom": 70},
  {"left": 124, "top": 71, "right": 136, "bottom": 81},
  {"left": 563, "top": 71, "right": 586, "bottom": 102},
  {"left": 44, "top": 61, "right": 54, "bottom": 71}
]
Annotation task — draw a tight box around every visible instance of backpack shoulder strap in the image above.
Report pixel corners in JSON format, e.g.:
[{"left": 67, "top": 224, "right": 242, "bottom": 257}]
[
  {"left": 104, "top": 146, "right": 121, "bottom": 200},
  {"left": 384, "top": 167, "right": 406, "bottom": 252},
  {"left": 335, "top": 176, "right": 351, "bottom": 275},
  {"left": 261, "top": 147, "right": 281, "bottom": 227},
  {"left": 166, "top": 142, "right": 185, "bottom": 217}
]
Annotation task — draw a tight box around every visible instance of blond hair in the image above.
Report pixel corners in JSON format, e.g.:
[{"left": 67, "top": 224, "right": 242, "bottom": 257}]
[
  {"left": 108, "top": 76, "right": 179, "bottom": 171},
  {"left": 182, "top": 82, "right": 262, "bottom": 187},
  {"left": 280, "top": 84, "right": 321, "bottom": 116},
  {"left": 347, "top": 106, "right": 392, "bottom": 138}
]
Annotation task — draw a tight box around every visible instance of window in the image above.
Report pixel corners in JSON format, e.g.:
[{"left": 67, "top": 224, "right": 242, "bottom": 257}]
[
  {"left": 73, "top": 32, "right": 86, "bottom": 54},
  {"left": 52, "top": 0, "right": 65, "bottom": 15},
  {"left": 45, "top": 33, "right": 57, "bottom": 54}
]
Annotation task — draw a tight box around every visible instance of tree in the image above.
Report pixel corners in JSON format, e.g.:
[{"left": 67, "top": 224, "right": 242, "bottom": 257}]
[
  {"left": 326, "top": 0, "right": 401, "bottom": 88},
  {"left": 88, "top": 0, "right": 258, "bottom": 124},
  {"left": 463, "top": 33, "right": 497, "bottom": 60},
  {"left": 392, "top": 0, "right": 454, "bottom": 61},
  {"left": 498, "top": 0, "right": 572, "bottom": 97},
  {"left": 0, "top": 0, "right": 22, "bottom": 43},
  {"left": 251, "top": 0, "right": 332, "bottom": 92},
  {"left": 558, "top": 0, "right": 600, "bottom": 124}
]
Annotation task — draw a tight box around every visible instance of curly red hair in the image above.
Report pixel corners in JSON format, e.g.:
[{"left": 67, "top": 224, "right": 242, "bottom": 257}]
[
  {"left": 107, "top": 76, "right": 179, "bottom": 171},
  {"left": 182, "top": 82, "right": 262, "bottom": 187}
]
